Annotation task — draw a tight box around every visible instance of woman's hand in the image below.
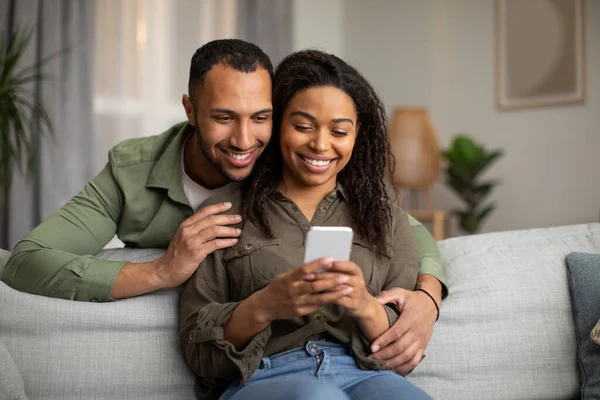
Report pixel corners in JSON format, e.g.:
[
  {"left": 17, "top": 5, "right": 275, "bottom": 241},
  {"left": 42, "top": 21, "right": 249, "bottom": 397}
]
[
  {"left": 253, "top": 257, "right": 352, "bottom": 323},
  {"left": 320, "top": 261, "right": 379, "bottom": 319}
]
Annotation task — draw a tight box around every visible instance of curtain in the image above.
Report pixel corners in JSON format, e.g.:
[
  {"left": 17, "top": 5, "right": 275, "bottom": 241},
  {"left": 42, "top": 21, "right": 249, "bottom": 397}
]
[
  {"left": 237, "top": 0, "right": 293, "bottom": 66},
  {"left": 0, "top": 0, "right": 95, "bottom": 249},
  {"left": 0, "top": 0, "right": 294, "bottom": 250}
]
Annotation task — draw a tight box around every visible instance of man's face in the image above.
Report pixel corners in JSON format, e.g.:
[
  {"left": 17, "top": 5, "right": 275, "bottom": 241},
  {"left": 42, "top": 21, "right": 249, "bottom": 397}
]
[{"left": 183, "top": 64, "right": 272, "bottom": 186}]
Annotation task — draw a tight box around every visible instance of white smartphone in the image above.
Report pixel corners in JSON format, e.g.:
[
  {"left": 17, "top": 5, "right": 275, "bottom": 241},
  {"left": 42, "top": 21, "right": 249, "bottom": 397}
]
[{"left": 303, "top": 226, "right": 354, "bottom": 265}]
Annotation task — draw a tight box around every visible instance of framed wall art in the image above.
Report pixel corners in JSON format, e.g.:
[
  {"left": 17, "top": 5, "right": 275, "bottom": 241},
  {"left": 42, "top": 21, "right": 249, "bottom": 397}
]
[{"left": 496, "top": 0, "right": 585, "bottom": 110}]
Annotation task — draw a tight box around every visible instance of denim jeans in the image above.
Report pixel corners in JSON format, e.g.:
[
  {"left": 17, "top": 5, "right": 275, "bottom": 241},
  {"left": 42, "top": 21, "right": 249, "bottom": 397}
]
[{"left": 220, "top": 340, "right": 432, "bottom": 400}]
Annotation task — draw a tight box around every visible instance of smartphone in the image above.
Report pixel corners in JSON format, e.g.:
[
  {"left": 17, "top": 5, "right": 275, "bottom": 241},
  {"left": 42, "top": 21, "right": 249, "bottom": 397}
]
[{"left": 303, "top": 226, "right": 354, "bottom": 265}]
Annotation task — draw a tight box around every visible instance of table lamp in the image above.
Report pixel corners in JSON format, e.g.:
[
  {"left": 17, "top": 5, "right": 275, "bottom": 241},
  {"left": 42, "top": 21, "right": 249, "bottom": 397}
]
[{"left": 388, "top": 107, "right": 441, "bottom": 209}]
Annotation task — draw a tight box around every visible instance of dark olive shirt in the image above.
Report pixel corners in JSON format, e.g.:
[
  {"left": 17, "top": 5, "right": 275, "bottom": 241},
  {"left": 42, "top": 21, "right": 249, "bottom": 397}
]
[{"left": 179, "top": 184, "right": 421, "bottom": 399}]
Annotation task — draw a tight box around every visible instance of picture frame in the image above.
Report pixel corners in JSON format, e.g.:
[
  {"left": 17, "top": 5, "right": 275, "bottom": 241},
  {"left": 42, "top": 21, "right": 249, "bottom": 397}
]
[{"left": 495, "top": 0, "right": 585, "bottom": 110}]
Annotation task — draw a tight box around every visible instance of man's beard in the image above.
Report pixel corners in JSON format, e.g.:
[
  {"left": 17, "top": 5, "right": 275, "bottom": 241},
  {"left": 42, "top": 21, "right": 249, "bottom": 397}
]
[{"left": 194, "top": 125, "right": 247, "bottom": 183}]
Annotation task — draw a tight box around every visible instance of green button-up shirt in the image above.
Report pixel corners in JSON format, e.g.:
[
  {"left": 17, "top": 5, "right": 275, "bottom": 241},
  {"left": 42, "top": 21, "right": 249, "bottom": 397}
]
[
  {"left": 2, "top": 122, "right": 447, "bottom": 302},
  {"left": 179, "top": 184, "right": 421, "bottom": 399}
]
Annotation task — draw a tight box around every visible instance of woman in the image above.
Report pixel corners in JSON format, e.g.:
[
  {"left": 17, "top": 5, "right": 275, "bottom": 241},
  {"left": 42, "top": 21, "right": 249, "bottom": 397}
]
[{"left": 179, "top": 50, "right": 432, "bottom": 400}]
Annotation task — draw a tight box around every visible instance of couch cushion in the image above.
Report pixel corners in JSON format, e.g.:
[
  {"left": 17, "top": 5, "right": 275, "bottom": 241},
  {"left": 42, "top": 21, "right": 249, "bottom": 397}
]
[
  {"left": 566, "top": 252, "right": 600, "bottom": 399},
  {"left": 0, "top": 248, "right": 196, "bottom": 400},
  {"left": 0, "top": 336, "right": 27, "bottom": 400},
  {"left": 0, "top": 248, "right": 10, "bottom": 274},
  {"left": 408, "top": 223, "right": 600, "bottom": 399},
  {"left": 0, "top": 249, "right": 27, "bottom": 400}
]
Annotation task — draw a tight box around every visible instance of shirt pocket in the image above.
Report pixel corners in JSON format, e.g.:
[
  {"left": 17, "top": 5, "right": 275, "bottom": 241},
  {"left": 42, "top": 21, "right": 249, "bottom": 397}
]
[
  {"left": 223, "top": 237, "right": 286, "bottom": 301},
  {"left": 350, "top": 236, "right": 389, "bottom": 294}
]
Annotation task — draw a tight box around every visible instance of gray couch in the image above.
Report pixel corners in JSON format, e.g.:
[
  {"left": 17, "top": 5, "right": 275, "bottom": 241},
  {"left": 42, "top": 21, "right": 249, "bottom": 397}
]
[{"left": 1, "top": 223, "right": 599, "bottom": 399}]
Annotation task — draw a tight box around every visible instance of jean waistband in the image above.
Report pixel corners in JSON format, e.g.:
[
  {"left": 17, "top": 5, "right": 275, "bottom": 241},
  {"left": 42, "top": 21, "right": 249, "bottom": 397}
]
[{"left": 260, "top": 341, "right": 351, "bottom": 369}]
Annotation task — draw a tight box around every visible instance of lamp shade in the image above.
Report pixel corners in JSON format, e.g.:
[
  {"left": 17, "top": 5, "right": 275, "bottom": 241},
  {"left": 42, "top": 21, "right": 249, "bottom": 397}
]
[{"left": 388, "top": 107, "right": 441, "bottom": 188}]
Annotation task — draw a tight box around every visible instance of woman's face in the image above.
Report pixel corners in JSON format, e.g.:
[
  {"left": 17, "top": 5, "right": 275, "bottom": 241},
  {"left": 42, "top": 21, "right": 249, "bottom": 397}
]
[{"left": 280, "top": 86, "right": 358, "bottom": 190}]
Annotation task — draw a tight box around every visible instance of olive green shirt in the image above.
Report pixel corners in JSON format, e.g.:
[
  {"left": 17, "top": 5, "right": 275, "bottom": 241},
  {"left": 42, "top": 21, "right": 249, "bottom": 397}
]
[
  {"left": 2, "top": 122, "right": 447, "bottom": 302},
  {"left": 179, "top": 184, "right": 420, "bottom": 399}
]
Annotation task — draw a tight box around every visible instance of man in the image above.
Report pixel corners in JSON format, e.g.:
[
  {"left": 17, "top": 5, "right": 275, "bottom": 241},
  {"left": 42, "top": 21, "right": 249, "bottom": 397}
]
[{"left": 2, "top": 39, "right": 447, "bottom": 374}]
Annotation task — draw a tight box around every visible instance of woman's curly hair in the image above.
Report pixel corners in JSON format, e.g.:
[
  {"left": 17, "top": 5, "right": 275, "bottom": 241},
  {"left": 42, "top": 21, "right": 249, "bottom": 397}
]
[{"left": 241, "top": 49, "right": 395, "bottom": 253}]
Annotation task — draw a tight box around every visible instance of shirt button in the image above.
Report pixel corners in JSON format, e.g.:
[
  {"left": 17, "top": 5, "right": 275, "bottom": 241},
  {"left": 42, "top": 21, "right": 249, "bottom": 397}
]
[
  {"left": 330, "top": 191, "right": 337, "bottom": 199},
  {"left": 313, "top": 313, "right": 322, "bottom": 320},
  {"left": 291, "top": 205, "right": 299, "bottom": 212},
  {"left": 244, "top": 244, "right": 252, "bottom": 251},
  {"left": 309, "top": 343, "right": 318, "bottom": 352},
  {"left": 319, "top": 206, "right": 327, "bottom": 212},
  {"left": 189, "top": 333, "right": 195, "bottom": 341}
]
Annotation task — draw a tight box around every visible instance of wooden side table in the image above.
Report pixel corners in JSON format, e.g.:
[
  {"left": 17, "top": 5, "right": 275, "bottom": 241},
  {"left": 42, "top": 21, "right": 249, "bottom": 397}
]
[{"left": 406, "top": 209, "right": 450, "bottom": 241}]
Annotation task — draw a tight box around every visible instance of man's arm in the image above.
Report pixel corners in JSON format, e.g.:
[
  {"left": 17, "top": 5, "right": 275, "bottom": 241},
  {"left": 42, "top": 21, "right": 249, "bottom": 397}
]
[
  {"left": 2, "top": 164, "right": 126, "bottom": 302},
  {"left": 2, "top": 162, "right": 242, "bottom": 302},
  {"left": 368, "top": 214, "right": 447, "bottom": 374}
]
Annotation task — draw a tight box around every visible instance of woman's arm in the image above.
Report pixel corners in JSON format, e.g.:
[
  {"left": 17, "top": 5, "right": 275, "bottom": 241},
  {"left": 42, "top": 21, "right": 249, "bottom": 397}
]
[{"left": 179, "top": 251, "right": 272, "bottom": 383}]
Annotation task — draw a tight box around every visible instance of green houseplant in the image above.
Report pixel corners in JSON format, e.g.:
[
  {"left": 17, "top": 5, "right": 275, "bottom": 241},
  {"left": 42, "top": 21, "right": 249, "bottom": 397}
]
[
  {"left": 0, "top": 28, "right": 55, "bottom": 248},
  {"left": 441, "top": 135, "right": 504, "bottom": 234}
]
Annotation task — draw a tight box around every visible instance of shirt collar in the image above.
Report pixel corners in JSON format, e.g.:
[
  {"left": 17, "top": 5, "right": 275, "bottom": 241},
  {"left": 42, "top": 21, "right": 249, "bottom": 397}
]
[{"left": 146, "top": 122, "right": 192, "bottom": 207}]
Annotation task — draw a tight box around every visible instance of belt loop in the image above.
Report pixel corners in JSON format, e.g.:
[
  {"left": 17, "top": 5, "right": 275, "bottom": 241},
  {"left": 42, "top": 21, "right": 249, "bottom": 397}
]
[{"left": 259, "top": 357, "right": 271, "bottom": 370}]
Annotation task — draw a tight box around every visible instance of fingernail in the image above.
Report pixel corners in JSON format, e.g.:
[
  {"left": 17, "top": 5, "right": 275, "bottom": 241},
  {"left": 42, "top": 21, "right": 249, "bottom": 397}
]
[
  {"left": 343, "top": 287, "right": 353, "bottom": 295},
  {"left": 372, "top": 344, "right": 380, "bottom": 353},
  {"left": 337, "top": 275, "right": 349, "bottom": 284},
  {"left": 304, "top": 274, "right": 316, "bottom": 281},
  {"left": 234, "top": 215, "right": 242, "bottom": 222},
  {"left": 224, "top": 202, "right": 232, "bottom": 208},
  {"left": 231, "top": 238, "right": 238, "bottom": 243},
  {"left": 323, "top": 257, "right": 334, "bottom": 266},
  {"left": 236, "top": 229, "right": 242, "bottom": 234}
]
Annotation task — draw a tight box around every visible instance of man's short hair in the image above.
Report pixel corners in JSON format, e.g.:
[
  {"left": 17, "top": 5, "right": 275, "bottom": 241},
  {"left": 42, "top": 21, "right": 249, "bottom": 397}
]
[{"left": 188, "top": 39, "right": 273, "bottom": 100}]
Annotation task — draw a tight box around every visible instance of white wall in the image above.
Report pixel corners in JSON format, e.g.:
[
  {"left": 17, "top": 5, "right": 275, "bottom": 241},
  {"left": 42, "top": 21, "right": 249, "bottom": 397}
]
[
  {"left": 292, "top": 0, "right": 345, "bottom": 56},
  {"left": 293, "top": 0, "right": 600, "bottom": 233}
]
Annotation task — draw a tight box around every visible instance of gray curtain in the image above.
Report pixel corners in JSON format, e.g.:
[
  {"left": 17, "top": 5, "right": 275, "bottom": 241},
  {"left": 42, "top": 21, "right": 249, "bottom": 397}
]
[
  {"left": 237, "top": 0, "right": 293, "bottom": 66},
  {"left": 0, "top": 0, "right": 95, "bottom": 249}
]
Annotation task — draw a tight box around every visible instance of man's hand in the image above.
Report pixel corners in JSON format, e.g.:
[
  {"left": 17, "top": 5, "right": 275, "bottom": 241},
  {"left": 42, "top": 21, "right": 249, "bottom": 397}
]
[
  {"left": 153, "top": 202, "right": 242, "bottom": 288},
  {"left": 368, "top": 287, "right": 438, "bottom": 374}
]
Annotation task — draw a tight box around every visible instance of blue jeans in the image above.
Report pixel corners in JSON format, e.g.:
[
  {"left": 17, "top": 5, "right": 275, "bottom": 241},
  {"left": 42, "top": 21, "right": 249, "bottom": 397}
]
[{"left": 220, "top": 341, "right": 432, "bottom": 400}]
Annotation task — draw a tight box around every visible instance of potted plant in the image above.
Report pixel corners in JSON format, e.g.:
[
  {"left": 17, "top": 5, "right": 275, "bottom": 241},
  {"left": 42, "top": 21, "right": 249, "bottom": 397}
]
[
  {"left": 441, "top": 135, "right": 504, "bottom": 234},
  {"left": 0, "top": 28, "right": 55, "bottom": 249}
]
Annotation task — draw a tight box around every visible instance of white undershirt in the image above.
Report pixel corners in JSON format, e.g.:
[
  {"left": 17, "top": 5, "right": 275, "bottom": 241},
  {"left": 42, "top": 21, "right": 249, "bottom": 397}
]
[{"left": 180, "top": 137, "right": 223, "bottom": 211}]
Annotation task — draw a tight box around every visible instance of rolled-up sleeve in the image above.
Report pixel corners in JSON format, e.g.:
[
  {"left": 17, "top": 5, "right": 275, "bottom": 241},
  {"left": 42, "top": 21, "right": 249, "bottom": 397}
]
[
  {"left": 179, "top": 250, "right": 271, "bottom": 384},
  {"left": 2, "top": 163, "right": 126, "bottom": 302}
]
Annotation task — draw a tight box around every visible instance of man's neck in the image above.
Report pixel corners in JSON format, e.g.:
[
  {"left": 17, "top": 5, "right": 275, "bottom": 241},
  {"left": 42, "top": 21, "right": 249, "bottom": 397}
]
[{"left": 183, "top": 131, "right": 228, "bottom": 190}]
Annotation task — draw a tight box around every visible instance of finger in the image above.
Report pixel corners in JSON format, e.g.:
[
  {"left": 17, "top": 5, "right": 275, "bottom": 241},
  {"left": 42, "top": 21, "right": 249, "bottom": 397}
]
[
  {"left": 181, "top": 202, "right": 233, "bottom": 227},
  {"left": 370, "top": 319, "right": 411, "bottom": 354},
  {"left": 203, "top": 238, "right": 239, "bottom": 253},
  {"left": 390, "top": 349, "right": 425, "bottom": 374},
  {"left": 371, "top": 330, "right": 415, "bottom": 361},
  {"left": 331, "top": 289, "right": 355, "bottom": 307},
  {"left": 384, "top": 342, "right": 421, "bottom": 371},
  {"left": 293, "top": 257, "right": 334, "bottom": 279},
  {"left": 329, "top": 261, "right": 362, "bottom": 276},
  {"left": 376, "top": 288, "right": 408, "bottom": 306},
  {"left": 189, "top": 214, "right": 243, "bottom": 233},
  {"left": 296, "top": 275, "right": 349, "bottom": 294},
  {"left": 304, "top": 286, "right": 352, "bottom": 306},
  {"left": 308, "top": 272, "right": 349, "bottom": 281},
  {"left": 196, "top": 226, "right": 242, "bottom": 243}
]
